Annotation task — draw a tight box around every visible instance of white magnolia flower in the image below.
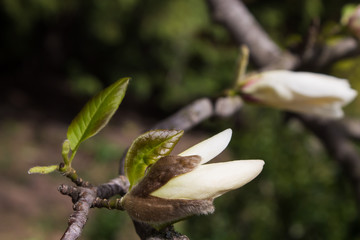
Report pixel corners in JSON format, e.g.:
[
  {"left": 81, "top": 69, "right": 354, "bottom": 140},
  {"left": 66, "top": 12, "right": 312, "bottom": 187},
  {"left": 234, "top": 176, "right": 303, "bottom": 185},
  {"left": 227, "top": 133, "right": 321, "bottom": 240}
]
[
  {"left": 240, "top": 70, "right": 357, "bottom": 119},
  {"left": 122, "top": 129, "right": 264, "bottom": 225},
  {"left": 151, "top": 129, "right": 264, "bottom": 200}
]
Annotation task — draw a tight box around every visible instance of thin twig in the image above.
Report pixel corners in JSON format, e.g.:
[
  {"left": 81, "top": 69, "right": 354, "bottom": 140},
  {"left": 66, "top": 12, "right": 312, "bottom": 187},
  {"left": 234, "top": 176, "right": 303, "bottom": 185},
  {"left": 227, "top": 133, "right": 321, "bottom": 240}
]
[
  {"left": 60, "top": 187, "right": 96, "bottom": 240},
  {"left": 59, "top": 176, "right": 130, "bottom": 240},
  {"left": 59, "top": 164, "right": 92, "bottom": 188}
]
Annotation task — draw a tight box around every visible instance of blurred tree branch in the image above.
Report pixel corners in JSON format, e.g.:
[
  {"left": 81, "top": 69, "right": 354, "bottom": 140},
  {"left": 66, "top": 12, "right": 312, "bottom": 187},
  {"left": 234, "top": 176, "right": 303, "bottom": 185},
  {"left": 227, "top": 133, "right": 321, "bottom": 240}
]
[
  {"left": 204, "top": 0, "right": 360, "bottom": 207},
  {"left": 206, "top": 0, "right": 285, "bottom": 68},
  {"left": 153, "top": 98, "right": 214, "bottom": 130},
  {"left": 304, "top": 37, "right": 360, "bottom": 70}
]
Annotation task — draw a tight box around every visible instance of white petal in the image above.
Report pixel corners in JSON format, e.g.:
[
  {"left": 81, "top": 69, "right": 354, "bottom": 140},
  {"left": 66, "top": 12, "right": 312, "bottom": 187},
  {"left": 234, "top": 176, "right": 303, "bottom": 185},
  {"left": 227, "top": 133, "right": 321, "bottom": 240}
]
[
  {"left": 179, "top": 129, "right": 232, "bottom": 164},
  {"left": 266, "top": 71, "right": 357, "bottom": 103},
  {"left": 151, "top": 160, "right": 264, "bottom": 200},
  {"left": 242, "top": 70, "right": 357, "bottom": 119}
]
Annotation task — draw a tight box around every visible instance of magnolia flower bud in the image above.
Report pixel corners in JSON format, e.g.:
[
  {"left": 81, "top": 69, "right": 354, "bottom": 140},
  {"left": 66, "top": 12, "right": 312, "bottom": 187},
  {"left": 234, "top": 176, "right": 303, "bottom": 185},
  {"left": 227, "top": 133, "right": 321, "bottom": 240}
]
[
  {"left": 121, "top": 129, "right": 264, "bottom": 226},
  {"left": 240, "top": 70, "right": 357, "bottom": 119}
]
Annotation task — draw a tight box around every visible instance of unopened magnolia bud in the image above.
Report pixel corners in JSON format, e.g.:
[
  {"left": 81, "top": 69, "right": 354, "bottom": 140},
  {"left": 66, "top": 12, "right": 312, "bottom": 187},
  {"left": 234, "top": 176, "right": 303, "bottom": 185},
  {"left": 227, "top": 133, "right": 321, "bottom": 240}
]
[
  {"left": 122, "top": 129, "right": 264, "bottom": 226},
  {"left": 122, "top": 155, "right": 214, "bottom": 225}
]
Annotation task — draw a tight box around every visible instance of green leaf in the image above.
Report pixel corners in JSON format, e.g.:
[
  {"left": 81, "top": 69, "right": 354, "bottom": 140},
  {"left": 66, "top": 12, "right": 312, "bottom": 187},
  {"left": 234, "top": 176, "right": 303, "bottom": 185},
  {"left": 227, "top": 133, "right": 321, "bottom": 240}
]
[
  {"left": 28, "top": 165, "right": 59, "bottom": 174},
  {"left": 67, "top": 77, "right": 130, "bottom": 151},
  {"left": 125, "top": 129, "right": 184, "bottom": 189}
]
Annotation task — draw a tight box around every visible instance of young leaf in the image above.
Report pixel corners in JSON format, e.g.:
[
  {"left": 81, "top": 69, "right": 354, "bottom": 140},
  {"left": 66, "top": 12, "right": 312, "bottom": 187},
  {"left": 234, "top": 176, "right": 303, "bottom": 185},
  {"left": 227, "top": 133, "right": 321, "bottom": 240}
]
[
  {"left": 125, "top": 130, "right": 184, "bottom": 189},
  {"left": 28, "top": 165, "right": 59, "bottom": 174},
  {"left": 67, "top": 77, "right": 130, "bottom": 151}
]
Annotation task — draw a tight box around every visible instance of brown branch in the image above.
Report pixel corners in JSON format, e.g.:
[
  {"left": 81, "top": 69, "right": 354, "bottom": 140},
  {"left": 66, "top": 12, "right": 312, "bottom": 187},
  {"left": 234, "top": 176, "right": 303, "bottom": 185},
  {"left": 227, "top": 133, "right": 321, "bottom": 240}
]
[
  {"left": 58, "top": 184, "right": 80, "bottom": 204},
  {"left": 58, "top": 176, "right": 130, "bottom": 240},
  {"left": 96, "top": 175, "right": 129, "bottom": 199},
  {"left": 60, "top": 186, "right": 96, "bottom": 240},
  {"left": 153, "top": 96, "right": 244, "bottom": 131},
  {"left": 153, "top": 98, "right": 213, "bottom": 130},
  {"left": 59, "top": 175, "right": 190, "bottom": 240}
]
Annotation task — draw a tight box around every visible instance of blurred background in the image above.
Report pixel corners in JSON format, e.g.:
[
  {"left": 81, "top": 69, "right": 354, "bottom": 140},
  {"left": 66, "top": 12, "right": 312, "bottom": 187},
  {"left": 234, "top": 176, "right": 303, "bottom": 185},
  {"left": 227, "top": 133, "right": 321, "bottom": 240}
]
[{"left": 1, "top": 0, "right": 360, "bottom": 239}]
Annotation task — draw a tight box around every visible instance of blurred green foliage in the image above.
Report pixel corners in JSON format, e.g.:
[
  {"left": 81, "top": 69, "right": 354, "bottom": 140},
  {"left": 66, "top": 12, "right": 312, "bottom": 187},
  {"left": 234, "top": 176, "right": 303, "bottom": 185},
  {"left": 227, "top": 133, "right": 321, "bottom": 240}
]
[
  {"left": 186, "top": 108, "right": 358, "bottom": 239},
  {"left": 1, "top": 0, "right": 360, "bottom": 239},
  {"left": 84, "top": 209, "right": 135, "bottom": 240},
  {"left": 0, "top": 0, "right": 236, "bottom": 113}
]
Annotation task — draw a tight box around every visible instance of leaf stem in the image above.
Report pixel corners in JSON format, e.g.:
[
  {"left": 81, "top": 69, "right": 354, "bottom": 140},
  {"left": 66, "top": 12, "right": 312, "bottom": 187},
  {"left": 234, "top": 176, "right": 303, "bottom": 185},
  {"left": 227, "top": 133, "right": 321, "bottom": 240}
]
[{"left": 66, "top": 147, "right": 79, "bottom": 167}]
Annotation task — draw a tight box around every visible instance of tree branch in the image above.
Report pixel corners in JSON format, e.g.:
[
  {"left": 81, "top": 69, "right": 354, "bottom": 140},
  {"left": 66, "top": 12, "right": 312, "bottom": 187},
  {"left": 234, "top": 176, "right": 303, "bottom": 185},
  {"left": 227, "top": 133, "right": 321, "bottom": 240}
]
[
  {"left": 207, "top": 0, "right": 293, "bottom": 68},
  {"left": 303, "top": 37, "right": 360, "bottom": 70},
  {"left": 205, "top": 0, "right": 360, "bottom": 211},
  {"left": 58, "top": 176, "right": 130, "bottom": 240},
  {"left": 60, "top": 186, "right": 96, "bottom": 240},
  {"left": 153, "top": 98, "right": 213, "bottom": 130},
  {"left": 96, "top": 175, "right": 129, "bottom": 199},
  {"left": 153, "top": 96, "right": 243, "bottom": 131}
]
